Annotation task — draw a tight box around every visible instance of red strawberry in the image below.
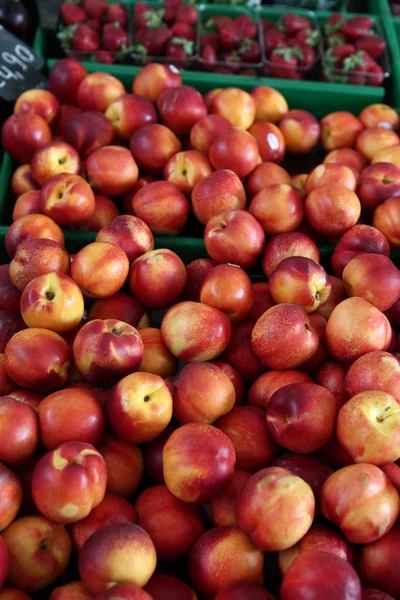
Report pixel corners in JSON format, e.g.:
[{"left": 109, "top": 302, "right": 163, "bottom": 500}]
[
  {"left": 175, "top": 4, "right": 198, "bottom": 25},
  {"left": 165, "top": 36, "right": 194, "bottom": 59},
  {"left": 324, "top": 13, "right": 346, "bottom": 35},
  {"left": 205, "top": 15, "right": 231, "bottom": 32},
  {"left": 263, "top": 28, "right": 286, "bottom": 57},
  {"left": 163, "top": 0, "right": 180, "bottom": 24},
  {"left": 135, "top": 27, "right": 172, "bottom": 55},
  {"left": 60, "top": 2, "right": 87, "bottom": 26},
  {"left": 342, "top": 50, "right": 376, "bottom": 75},
  {"left": 238, "top": 38, "right": 261, "bottom": 63},
  {"left": 200, "top": 33, "right": 219, "bottom": 51},
  {"left": 325, "top": 32, "right": 346, "bottom": 48},
  {"left": 72, "top": 23, "right": 101, "bottom": 51},
  {"left": 86, "top": 18, "right": 101, "bottom": 32},
  {"left": 369, "top": 63, "right": 384, "bottom": 86},
  {"left": 340, "top": 16, "right": 374, "bottom": 41},
  {"left": 286, "top": 37, "right": 303, "bottom": 50},
  {"left": 219, "top": 24, "right": 241, "bottom": 51},
  {"left": 83, "top": 0, "right": 107, "bottom": 21},
  {"left": 93, "top": 50, "right": 114, "bottom": 64},
  {"left": 298, "top": 44, "right": 315, "bottom": 68},
  {"left": 102, "top": 22, "right": 129, "bottom": 51},
  {"left": 170, "top": 22, "right": 195, "bottom": 41},
  {"left": 277, "top": 14, "right": 312, "bottom": 36},
  {"left": 262, "top": 18, "right": 274, "bottom": 33},
  {"left": 355, "top": 35, "right": 386, "bottom": 59},
  {"left": 325, "top": 43, "right": 356, "bottom": 66},
  {"left": 234, "top": 15, "right": 257, "bottom": 39},
  {"left": 296, "top": 27, "right": 320, "bottom": 47},
  {"left": 269, "top": 45, "right": 302, "bottom": 79},
  {"left": 214, "top": 16, "right": 232, "bottom": 27},
  {"left": 201, "top": 44, "right": 217, "bottom": 71},
  {"left": 106, "top": 4, "right": 128, "bottom": 28},
  {"left": 134, "top": 4, "right": 163, "bottom": 29}
]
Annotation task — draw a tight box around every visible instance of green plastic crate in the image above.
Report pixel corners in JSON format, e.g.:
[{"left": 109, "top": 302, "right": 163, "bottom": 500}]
[{"left": 34, "top": 0, "right": 395, "bottom": 113}]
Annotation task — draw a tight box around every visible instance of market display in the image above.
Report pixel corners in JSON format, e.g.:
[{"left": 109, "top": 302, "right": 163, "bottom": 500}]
[{"left": 0, "top": 53, "right": 400, "bottom": 599}]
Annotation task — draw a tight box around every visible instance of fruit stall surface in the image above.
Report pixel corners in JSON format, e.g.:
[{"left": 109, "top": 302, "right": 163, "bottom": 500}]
[{"left": 1, "top": 1, "right": 400, "bottom": 599}]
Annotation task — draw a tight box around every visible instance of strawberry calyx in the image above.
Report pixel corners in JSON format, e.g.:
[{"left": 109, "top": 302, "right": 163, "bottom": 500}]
[
  {"left": 132, "top": 41, "right": 148, "bottom": 56},
  {"left": 239, "top": 38, "right": 254, "bottom": 52},
  {"left": 327, "top": 34, "right": 345, "bottom": 48},
  {"left": 324, "top": 46, "right": 339, "bottom": 65},
  {"left": 143, "top": 9, "right": 164, "bottom": 28},
  {"left": 324, "top": 16, "right": 345, "bottom": 35},
  {"left": 171, "top": 36, "right": 194, "bottom": 55},
  {"left": 272, "top": 44, "right": 303, "bottom": 62},
  {"left": 305, "top": 28, "right": 321, "bottom": 47},
  {"left": 323, "top": 67, "right": 348, "bottom": 83},
  {"left": 343, "top": 50, "right": 366, "bottom": 71},
  {"left": 57, "top": 23, "right": 78, "bottom": 47}
]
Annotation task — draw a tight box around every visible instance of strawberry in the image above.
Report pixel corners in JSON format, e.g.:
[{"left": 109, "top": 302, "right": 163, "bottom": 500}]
[
  {"left": 201, "top": 44, "right": 217, "bottom": 71},
  {"left": 93, "top": 50, "right": 114, "bottom": 64},
  {"left": 86, "top": 18, "right": 101, "bottom": 32},
  {"left": 296, "top": 27, "right": 320, "bottom": 47},
  {"left": 286, "top": 38, "right": 303, "bottom": 50},
  {"left": 324, "top": 13, "right": 346, "bottom": 35},
  {"left": 165, "top": 36, "right": 194, "bottom": 59},
  {"left": 83, "top": 0, "right": 107, "bottom": 21},
  {"left": 57, "top": 23, "right": 100, "bottom": 51},
  {"left": 324, "top": 44, "right": 356, "bottom": 67},
  {"left": 269, "top": 45, "right": 302, "bottom": 79},
  {"left": 340, "top": 16, "right": 374, "bottom": 41},
  {"left": 298, "top": 44, "right": 315, "bottom": 68},
  {"left": 134, "top": 4, "right": 163, "bottom": 29},
  {"left": 200, "top": 33, "right": 219, "bottom": 51},
  {"left": 342, "top": 50, "right": 376, "bottom": 79},
  {"left": 262, "top": 18, "right": 274, "bottom": 33},
  {"left": 277, "top": 14, "right": 312, "bottom": 36},
  {"left": 238, "top": 38, "right": 261, "bottom": 63},
  {"left": 71, "top": 23, "right": 101, "bottom": 51},
  {"left": 106, "top": 4, "right": 128, "bottom": 29},
  {"left": 347, "top": 71, "right": 365, "bottom": 85},
  {"left": 135, "top": 27, "right": 172, "bottom": 55},
  {"left": 234, "top": 15, "right": 257, "bottom": 39},
  {"left": 219, "top": 24, "right": 241, "bottom": 51},
  {"left": 240, "top": 69, "right": 254, "bottom": 76},
  {"left": 102, "top": 22, "right": 129, "bottom": 51},
  {"left": 325, "top": 32, "right": 346, "bottom": 48},
  {"left": 163, "top": 0, "right": 180, "bottom": 21},
  {"left": 60, "top": 2, "right": 87, "bottom": 26},
  {"left": 170, "top": 22, "right": 195, "bottom": 41},
  {"left": 355, "top": 35, "right": 386, "bottom": 59},
  {"left": 368, "top": 63, "right": 384, "bottom": 86},
  {"left": 214, "top": 16, "right": 232, "bottom": 28},
  {"left": 263, "top": 28, "right": 286, "bottom": 57},
  {"left": 175, "top": 5, "right": 198, "bottom": 25}
]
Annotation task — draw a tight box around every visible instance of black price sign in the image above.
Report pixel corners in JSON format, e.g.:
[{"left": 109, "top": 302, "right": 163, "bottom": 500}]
[{"left": 0, "top": 25, "right": 47, "bottom": 102}]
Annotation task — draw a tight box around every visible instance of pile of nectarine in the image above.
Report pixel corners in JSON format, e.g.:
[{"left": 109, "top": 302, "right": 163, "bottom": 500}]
[
  {"left": 2, "top": 60, "right": 400, "bottom": 600},
  {"left": 2, "top": 60, "right": 400, "bottom": 251}
]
